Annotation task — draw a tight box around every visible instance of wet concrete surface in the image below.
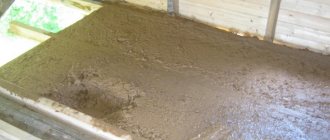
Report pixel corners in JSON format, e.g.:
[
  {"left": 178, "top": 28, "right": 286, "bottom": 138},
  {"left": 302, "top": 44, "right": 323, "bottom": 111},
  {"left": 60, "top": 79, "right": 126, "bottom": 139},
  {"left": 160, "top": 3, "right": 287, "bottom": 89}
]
[{"left": 0, "top": 3, "right": 329, "bottom": 140}]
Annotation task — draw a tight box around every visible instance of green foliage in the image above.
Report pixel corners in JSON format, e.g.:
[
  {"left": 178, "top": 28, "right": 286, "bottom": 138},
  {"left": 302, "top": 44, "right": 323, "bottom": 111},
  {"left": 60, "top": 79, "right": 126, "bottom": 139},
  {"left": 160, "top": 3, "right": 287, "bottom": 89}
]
[{"left": 6, "top": 0, "right": 61, "bottom": 33}]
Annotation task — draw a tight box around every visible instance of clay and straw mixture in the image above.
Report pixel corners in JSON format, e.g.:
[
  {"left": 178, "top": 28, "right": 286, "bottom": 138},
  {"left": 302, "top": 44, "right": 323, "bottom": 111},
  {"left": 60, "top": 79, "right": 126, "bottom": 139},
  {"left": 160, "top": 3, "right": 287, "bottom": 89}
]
[{"left": 0, "top": 3, "right": 329, "bottom": 140}]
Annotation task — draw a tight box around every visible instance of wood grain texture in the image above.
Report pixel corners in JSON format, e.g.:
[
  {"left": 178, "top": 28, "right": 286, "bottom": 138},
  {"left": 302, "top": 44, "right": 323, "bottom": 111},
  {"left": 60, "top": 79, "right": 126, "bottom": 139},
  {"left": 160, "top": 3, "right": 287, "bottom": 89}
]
[
  {"left": 275, "top": 0, "right": 330, "bottom": 54},
  {"left": 265, "top": 0, "right": 281, "bottom": 41},
  {"left": 8, "top": 21, "right": 53, "bottom": 42},
  {"left": 178, "top": 0, "right": 271, "bottom": 37},
  {"left": 124, "top": 0, "right": 330, "bottom": 54}
]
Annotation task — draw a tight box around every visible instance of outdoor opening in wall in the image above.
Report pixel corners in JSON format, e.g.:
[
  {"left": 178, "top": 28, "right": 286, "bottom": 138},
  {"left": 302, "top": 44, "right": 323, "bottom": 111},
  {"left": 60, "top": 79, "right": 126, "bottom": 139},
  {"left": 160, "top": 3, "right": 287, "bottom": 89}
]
[{"left": 0, "top": 0, "right": 101, "bottom": 67}]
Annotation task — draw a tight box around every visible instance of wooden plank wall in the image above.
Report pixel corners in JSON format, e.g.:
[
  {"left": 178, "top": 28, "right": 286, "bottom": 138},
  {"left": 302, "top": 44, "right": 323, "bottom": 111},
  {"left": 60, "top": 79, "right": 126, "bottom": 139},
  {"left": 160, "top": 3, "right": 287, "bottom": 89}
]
[
  {"left": 125, "top": 0, "right": 167, "bottom": 11},
  {"left": 125, "top": 0, "right": 330, "bottom": 54},
  {"left": 178, "top": 0, "right": 271, "bottom": 37},
  {"left": 275, "top": 0, "right": 330, "bottom": 54}
]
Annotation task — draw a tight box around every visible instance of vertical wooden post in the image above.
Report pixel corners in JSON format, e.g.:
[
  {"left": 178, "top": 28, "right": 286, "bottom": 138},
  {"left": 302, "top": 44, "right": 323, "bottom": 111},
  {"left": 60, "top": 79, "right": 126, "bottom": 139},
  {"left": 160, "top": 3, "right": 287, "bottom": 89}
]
[
  {"left": 167, "top": 0, "right": 174, "bottom": 14},
  {"left": 264, "top": 0, "right": 282, "bottom": 42},
  {"left": 168, "top": 0, "right": 179, "bottom": 15}
]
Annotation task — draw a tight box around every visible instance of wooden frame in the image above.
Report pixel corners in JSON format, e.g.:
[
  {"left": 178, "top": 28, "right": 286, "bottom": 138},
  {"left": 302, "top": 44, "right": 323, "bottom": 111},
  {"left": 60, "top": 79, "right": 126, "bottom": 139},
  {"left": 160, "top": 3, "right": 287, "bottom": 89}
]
[
  {"left": 0, "top": 120, "right": 41, "bottom": 140},
  {"left": 167, "top": 0, "right": 179, "bottom": 14},
  {"left": 51, "top": 0, "right": 102, "bottom": 14},
  {"left": 264, "top": 0, "right": 282, "bottom": 42},
  {"left": 0, "top": 86, "right": 132, "bottom": 140},
  {"left": 9, "top": 21, "right": 53, "bottom": 42}
]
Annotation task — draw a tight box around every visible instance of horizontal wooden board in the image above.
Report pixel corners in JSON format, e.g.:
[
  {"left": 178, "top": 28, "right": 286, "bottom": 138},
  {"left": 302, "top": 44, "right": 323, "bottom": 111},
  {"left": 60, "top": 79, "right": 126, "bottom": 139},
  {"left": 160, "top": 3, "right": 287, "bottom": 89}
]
[
  {"left": 278, "top": 9, "right": 330, "bottom": 32},
  {"left": 8, "top": 21, "right": 53, "bottom": 42},
  {"left": 276, "top": 22, "right": 330, "bottom": 44},
  {"left": 179, "top": 0, "right": 271, "bottom": 36},
  {"left": 125, "top": 0, "right": 167, "bottom": 11},
  {"left": 181, "top": 0, "right": 271, "bottom": 17},
  {"left": 280, "top": 0, "right": 330, "bottom": 18},
  {"left": 0, "top": 120, "right": 41, "bottom": 140},
  {"left": 124, "top": 0, "right": 330, "bottom": 54},
  {"left": 275, "top": 0, "right": 330, "bottom": 54}
]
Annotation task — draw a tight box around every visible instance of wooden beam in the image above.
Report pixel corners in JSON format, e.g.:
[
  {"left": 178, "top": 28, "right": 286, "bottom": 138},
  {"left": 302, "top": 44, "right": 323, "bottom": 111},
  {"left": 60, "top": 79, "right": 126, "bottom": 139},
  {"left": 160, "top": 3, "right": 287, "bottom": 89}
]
[
  {"left": 264, "top": 0, "right": 282, "bottom": 42},
  {"left": 0, "top": 91, "right": 100, "bottom": 140},
  {"left": 8, "top": 21, "right": 53, "bottom": 42},
  {"left": 0, "top": 120, "right": 41, "bottom": 140},
  {"left": 61, "top": 0, "right": 102, "bottom": 13},
  {"left": 0, "top": 86, "right": 132, "bottom": 140},
  {"left": 51, "top": 0, "right": 102, "bottom": 14}
]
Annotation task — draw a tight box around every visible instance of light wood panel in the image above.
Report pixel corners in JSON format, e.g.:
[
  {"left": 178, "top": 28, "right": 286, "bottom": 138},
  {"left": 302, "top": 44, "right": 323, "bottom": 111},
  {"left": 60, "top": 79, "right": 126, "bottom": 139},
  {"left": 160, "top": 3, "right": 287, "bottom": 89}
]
[
  {"left": 178, "top": 0, "right": 271, "bottom": 37},
  {"left": 9, "top": 21, "right": 53, "bottom": 42},
  {"left": 275, "top": 0, "right": 330, "bottom": 54},
  {"left": 280, "top": 0, "right": 330, "bottom": 18},
  {"left": 124, "top": 0, "right": 330, "bottom": 54},
  {"left": 125, "top": 0, "right": 167, "bottom": 11}
]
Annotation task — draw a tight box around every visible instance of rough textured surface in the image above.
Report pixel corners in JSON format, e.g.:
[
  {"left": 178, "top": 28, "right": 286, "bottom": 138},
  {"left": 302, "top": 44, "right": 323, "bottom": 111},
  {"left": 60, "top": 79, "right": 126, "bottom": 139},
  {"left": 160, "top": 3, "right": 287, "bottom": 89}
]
[
  {"left": 0, "top": 0, "right": 14, "bottom": 17},
  {"left": 0, "top": 3, "right": 329, "bottom": 140}
]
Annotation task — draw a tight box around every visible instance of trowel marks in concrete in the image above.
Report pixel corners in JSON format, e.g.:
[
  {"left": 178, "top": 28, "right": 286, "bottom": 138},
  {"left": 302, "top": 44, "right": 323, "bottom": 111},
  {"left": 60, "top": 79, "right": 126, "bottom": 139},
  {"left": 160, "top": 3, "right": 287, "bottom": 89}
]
[{"left": 0, "top": 3, "right": 329, "bottom": 140}]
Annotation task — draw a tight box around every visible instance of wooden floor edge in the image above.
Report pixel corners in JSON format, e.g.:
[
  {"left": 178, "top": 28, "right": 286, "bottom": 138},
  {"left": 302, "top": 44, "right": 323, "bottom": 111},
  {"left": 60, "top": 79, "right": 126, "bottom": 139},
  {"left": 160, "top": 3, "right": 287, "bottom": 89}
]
[
  {"left": 0, "top": 86, "right": 132, "bottom": 140},
  {"left": 0, "top": 119, "right": 41, "bottom": 140}
]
